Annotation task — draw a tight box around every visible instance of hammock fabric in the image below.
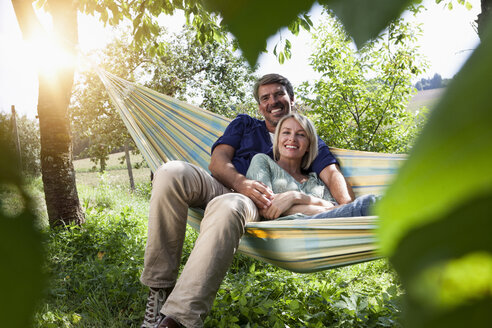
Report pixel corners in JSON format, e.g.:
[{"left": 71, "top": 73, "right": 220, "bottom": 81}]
[{"left": 97, "top": 69, "right": 406, "bottom": 273}]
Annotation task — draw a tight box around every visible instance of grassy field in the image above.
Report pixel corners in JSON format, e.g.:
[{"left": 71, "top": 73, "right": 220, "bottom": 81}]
[
  {"left": 73, "top": 151, "right": 148, "bottom": 171},
  {"left": 406, "top": 88, "right": 445, "bottom": 112},
  {"left": 74, "top": 152, "right": 152, "bottom": 188}
]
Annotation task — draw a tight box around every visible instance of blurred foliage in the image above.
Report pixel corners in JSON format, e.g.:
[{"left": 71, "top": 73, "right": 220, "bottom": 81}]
[
  {"left": 0, "top": 140, "right": 46, "bottom": 327},
  {"left": 203, "top": 0, "right": 418, "bottom": 66},
  {"left": 298, "top": 8, "right": 428, "bottom": 153}
]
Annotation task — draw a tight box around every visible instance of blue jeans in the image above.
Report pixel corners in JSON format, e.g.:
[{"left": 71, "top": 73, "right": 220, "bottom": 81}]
[{"left": 302, "top": 194, "right": 378, "bottom": 219}]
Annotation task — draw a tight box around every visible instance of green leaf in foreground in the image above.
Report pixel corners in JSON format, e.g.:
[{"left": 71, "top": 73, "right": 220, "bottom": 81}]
[
  {"left": 0, "top": 142, "right": 46, "bottom": 327},
  {"left": 202, "top": 0, "right": 316, "bottom": 66},
  {"left": 203, "top": 0, "right": 413, "bottom": 65},
  {"left": 376, "top": 20, "right": 492, "bottom": 328},
  {"left": 324, "top": 0, "right": 413, "bottom": 49},
  {"left": 377, "top": 22, "right": 492, "bottom": 254}
]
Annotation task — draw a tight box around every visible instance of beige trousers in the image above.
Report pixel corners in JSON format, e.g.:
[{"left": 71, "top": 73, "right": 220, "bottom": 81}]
[{"left": 140, "top": 161, "right": 259, "bottom": 328}]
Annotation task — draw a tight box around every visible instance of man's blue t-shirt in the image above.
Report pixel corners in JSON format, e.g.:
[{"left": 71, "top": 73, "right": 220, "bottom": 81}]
[{"left": 211, "top": 114, "right": 338, "bottom": 176}]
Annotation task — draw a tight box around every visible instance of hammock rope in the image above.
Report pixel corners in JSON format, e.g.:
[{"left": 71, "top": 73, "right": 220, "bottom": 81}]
[{"left": 97, "top": 69, "right": 407, "bottom": 273}]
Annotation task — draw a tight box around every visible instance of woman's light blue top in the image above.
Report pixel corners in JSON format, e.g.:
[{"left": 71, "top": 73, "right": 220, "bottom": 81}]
[{"left": 246, "top": 154, "right": 334, "bottom": 220}]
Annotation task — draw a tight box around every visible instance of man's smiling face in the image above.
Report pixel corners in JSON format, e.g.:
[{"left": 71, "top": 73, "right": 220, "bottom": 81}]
[{"left": 257, "top": 83, "right": 294, "bottom": 132}]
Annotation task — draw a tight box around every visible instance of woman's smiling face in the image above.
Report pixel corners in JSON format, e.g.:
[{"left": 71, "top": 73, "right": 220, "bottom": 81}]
[{"left": 277, "top": 117, "right": 310, "bottom": 161}]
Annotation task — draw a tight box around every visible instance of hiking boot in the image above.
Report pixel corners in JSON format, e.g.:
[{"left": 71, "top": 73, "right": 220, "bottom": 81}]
[{"left": 141, "top": 286, "right": 174, "bottom": 328}]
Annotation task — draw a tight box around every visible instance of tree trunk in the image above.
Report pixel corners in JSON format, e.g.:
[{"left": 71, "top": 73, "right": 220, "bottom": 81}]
[
  {"left": 125, "top": 139, "right": 135, "bottom": 191},
  {"left": 10, "top": 106, "right": 22, "bottom": 169},
  {"left": 12, "top": 0, "right": 84, "bottom": 226},
  {"left": 99, "top": 154, "right": 106, "bottom": 173}
]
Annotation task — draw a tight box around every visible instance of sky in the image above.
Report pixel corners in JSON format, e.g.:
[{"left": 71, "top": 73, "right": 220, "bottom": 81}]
[{"left": 0, "top": 0, "right": 481, "bottom": 119}]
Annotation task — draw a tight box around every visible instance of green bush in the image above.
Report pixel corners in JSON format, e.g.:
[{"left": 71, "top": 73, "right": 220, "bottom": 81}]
[
  {"left": 208, "top": 260, "right": 403, "bottom": 328},
  {"left": 0, "top": 112, "right": 41, "bottom": 177},
  {"left": 36, "top": 206, "right": 148, "bottom": 327}
]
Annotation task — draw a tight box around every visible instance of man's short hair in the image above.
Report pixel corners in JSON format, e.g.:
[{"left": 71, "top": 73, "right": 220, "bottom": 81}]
[
  {"left": 254, "top": 74, "right": 294, "bottom": 104},
  {"left": 273, "top": 113, "right": 318, "bottom": 170}
]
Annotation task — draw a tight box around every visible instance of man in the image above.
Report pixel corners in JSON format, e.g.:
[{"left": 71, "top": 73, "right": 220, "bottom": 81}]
[{"left": 141, "top": 74, "right": 354, "bottom": 328}]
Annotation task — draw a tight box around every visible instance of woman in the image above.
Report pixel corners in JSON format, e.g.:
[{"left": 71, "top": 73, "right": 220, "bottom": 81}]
[{"left": 246, "top": 113, "right": 377, "bottom": 220}]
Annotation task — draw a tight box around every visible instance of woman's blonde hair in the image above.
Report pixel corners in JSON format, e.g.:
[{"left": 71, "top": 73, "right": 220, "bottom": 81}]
[{"left": 273, "top": 113, "right": 318, "bottom": 170}]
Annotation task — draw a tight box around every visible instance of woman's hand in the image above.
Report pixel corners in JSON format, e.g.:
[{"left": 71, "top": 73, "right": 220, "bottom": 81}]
[
  {"left": 315, "top": 199, "right": 336, "bottom": 209},
  {"left": 259, "top": 191, "right": 338, "bottom": 220},
  {"left": 259, "top": 191, "right": 299, "bottom": 220}
]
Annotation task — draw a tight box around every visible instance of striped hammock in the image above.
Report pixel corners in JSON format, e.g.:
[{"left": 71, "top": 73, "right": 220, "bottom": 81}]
[{"left": 97, "top": 69, "right": 406, "bottom": 273}]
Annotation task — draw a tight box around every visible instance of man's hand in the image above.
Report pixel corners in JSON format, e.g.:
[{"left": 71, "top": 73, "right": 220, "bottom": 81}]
[{"left": 235, "top": 179, "right": 274, "bottom": 209}]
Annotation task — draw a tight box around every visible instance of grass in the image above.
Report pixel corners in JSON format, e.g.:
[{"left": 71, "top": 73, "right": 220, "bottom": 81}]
[
  {"left": 15, "top": 159, "right": 404, "bottom": 327},
  {"left": 74, "top": 151, "right": 151, "bottom": 188},
  {"left": 0, "top": 177, "right": 48, "bottom": 228},
  {"left": 74, "top": 151, "right": 148, "bottom": 172}
]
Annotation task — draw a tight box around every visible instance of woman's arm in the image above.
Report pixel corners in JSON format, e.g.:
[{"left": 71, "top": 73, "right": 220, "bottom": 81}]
[
  {"left": 282, "top": 204, "right": 335, "bottom": 216},
  {"left": 260, "top": 191, "right": 335, "bottom": 220}
]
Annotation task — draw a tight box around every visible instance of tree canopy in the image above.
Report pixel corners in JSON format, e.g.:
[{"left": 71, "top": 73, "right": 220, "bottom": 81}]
[
  {"left": 70, "top": 34, "right": 143, "bottom": 172},
  {"left": 298, "top": 8, "right": 427, "bottom": 153},
  {"left": 143, "top": 26, "right": 257, "bottom": 118},
  {"left": 415, "top": 73, "right": 451, "bottom": 90}
]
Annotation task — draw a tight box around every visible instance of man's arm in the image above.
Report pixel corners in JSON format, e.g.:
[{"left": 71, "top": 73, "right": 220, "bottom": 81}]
[
  {"left": 209, "top": 144, "right": 273, "bottom": 209},
  {"left": 319, "top": 164, "right": 355, "bottom": 205}
]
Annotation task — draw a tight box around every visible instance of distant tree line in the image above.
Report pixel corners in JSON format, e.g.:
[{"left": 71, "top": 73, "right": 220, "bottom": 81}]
[{"left": 414, "top": 73, "right": 452, "bottom": 91}]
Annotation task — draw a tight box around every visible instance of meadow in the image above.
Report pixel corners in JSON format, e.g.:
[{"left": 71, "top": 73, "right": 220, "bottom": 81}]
[
  {"left": 20, "top": 152, "right": 404, "bottom": 327},
  {"left": 406, "top": 88, "right": 445, "bottom": 113}
]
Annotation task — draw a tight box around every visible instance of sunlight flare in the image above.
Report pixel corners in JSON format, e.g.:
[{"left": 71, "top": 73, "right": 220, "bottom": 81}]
[{"left": 25, "top": 31, "right": 76, "bottom": 78}]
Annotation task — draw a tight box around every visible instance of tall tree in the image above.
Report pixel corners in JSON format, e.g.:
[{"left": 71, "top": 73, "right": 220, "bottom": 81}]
[
  {"left": 11, "top": 0, "right": 225, "bottom": 226},
  {"left": 12, "top": 0, "right": 84, "bottom": 226},
  {"left": 430, "top": 73, "right": 443, "bottom": 89}
]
